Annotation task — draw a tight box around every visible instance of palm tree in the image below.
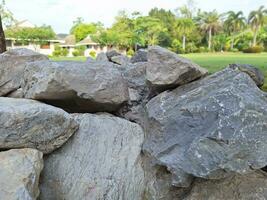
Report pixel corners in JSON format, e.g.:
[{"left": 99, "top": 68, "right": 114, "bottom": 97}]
[
  {"left": 248, "top": 6, "right": 267, "bottom": 47},
  {"left": 197, "top": 10, "right": 222, "bottom": 50},
  {"left": 224, "top": 11, "right": 246, "bottom": 49},
  {"left": 0, "top": 14, "right": 6, "bottom": 53},
  {"left": 176, "top": 18, "right": 195, "bottom": 50}
]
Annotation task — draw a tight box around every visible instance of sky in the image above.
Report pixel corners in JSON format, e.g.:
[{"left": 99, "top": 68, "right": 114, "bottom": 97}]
[{"left": 5, "top": 0, "right": 267, "bottom": 33}]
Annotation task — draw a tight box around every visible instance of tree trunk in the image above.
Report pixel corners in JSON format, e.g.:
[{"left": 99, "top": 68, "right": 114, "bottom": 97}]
[
  {"left": 0, "top": 14, "right": 6, "bottom": 53},
  {"left": 231, "top": 37, "right": 234, "bottom": 49},
  {"left": 253, "top": 28, "right": 258, "bottom": 47},
  {"left": 182, "top": 35, "right": 186, "bottom": 51},
  {"left": 208, "top": 27, "right": 212, "bottom": 50}
]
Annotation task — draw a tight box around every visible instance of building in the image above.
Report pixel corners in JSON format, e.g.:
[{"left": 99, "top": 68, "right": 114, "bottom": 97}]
[{"left": 4, "top": 20, "right": 125, "bottom": 57}]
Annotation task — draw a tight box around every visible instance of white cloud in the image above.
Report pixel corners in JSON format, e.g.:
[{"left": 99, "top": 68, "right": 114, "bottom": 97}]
[{"left": 5, "top": 0, "right": 267, "bottom": 33}]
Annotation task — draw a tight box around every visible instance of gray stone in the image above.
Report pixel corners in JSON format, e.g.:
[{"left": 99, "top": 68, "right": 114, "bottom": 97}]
[
  {"left": 106, "top": 50, "right": 121, "bottom": 60},
  {"left": 130, "top": 49, "right": 148, "bottom": 63},
  {"left": 96, "top": 52, "right": 109, "bottom": 62},
  {"left": 0, "top": 148, "right": 43, "bottom": 200},
  {"left": 86, "top": 56, "right": 95, "bottom": 63},
  {"left": 40, "top": 113, "right": 145, "bottom": 200},
  {"left": 143, "top": 155, "right": 190, "bottom": 200},
  {"left": 146, "top": 46, "right": 207, "bottom": 93},
  {"left": 0, "top": 48, "right": 48, "bottom": 96},
  {"left": 0, "top": 97, "right": 78, "bottom": 154},
  {"left": 185, "top": 170, "right": 267, "bottom": 200},
  {"left": 7, "top": 88, "right": 24, "bottom": 98},
  {"left": 22, "top": 60, "right": 129, "bottom": 113},
  {"left": 110, "top": 55, "right": 130, "bottom": 65},
  {"left": 229, "top": 63, "right": 264, "bottom": 87},
  {"left": 143, "top": 68, "right": 267, "bottom": 187}
]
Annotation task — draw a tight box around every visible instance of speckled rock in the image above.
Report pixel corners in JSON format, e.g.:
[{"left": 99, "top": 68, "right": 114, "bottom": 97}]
[
  {"left": 22, "top": 60, "right": 129, "bottom": 113},
  {"left": 40, "top": 113, "right": 144, "bottom": 200},
  {"left": 0, "top": 97, "right": 78, "bottom": 154},
  {"left": 0, "top": 148, "right": 43, "bottom": 200},
  {"left": 0, "top": 48, "right": 48, "bottom": 96},
  {"left": 144, "top": 68, "right": 267, "bottom": 187}
]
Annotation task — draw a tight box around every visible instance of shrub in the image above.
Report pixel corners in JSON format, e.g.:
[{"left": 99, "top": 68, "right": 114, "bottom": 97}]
[
  {"left": 230, "top": 48, "right": 239, "bottom": 53},
  {"left": 198, "top": 46, "right": 209, "bottom": 53},
  {"left": 186, "top": 43, "right": 198, "bottom": 53},
  {"left": 127, "top": 49, "right": 135, "bottom": 57},
  {"left": 52, "top": 45, "right": 69, "bottom": 57},
  {"left": 243, "top": 46, "right": 264, "bottom": 53},
  {"left": 72, "top": 46, "right": 86, "bottom": 57},
  {"left": 170, "top": 39, "right": 184, "bottom": 54},
  {"left": 89, "top": 50, "right": 96, "bottom": 58}
]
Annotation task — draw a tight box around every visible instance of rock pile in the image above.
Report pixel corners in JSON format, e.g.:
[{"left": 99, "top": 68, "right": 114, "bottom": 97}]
[{"left": 0, "top": 46, "right": 267, "bottom": 200}]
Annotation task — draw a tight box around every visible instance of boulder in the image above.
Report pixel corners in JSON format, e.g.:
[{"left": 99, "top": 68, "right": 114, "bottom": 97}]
[
  {"left": 7, "top": 88, "right": 24, "bottom": 98},
  {"left": 130, "top": 49, "right": 148, "bottom": 63},
  {"left": 40, "top": 113, "right": 145, "bottom": 200},
  {"left": 146, "top": 46, "right": 207, "bottom": 93},
  {"left": 96, "top": 52, "right": 109, "bottom": 62},
  {"left": 22, "top": 60, "right": 129, "bottom": 113},
  {"left": 0, "top": 148, "right": 43, "bottom": 200},
  {"left": 185, "top": 170, "right": 267, "bottom": 200},
  {"left": 143, "top": 68, "right": 267, "bottom": 187},
  {"left": 229, "top": 63, "right": 264, "bottom": 87},
  {"left": 0, "top": 97, "right": 78, "bottom": 154},
  {"left": 0, "top": 48, "right": 48, "bottom": 96},
  {"left": 110, "top": 55, "right": 130, "bottom": 65},
  {"left": 106, "top": 50, "right": 121, "bottom": 60}
]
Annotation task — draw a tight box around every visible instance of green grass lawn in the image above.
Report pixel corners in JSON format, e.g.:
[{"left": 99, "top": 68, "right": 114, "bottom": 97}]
[
  {"left": 182, "top": 52, "right": 267, "bottom": 90},
  {"left": 50, "top": 52, "right": 267, "bottom": 90}
]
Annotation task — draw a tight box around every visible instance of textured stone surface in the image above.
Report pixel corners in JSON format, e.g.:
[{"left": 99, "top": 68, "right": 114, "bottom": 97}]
[
  {"left": 106, "top": 50, "right": 121, "bottom": 60},
  {"left": 0, "top": 148, "right": 43, "bottom": 200},
  {"left": 144, "top": 68, "right": 267, "bottom": 187},
  {"left": 22, "top": 60, "right": 129, "bottom": 113},
  {"left": 0, "top": 97, "right": 78, "bottom": 154},
  {"left": 110, "top": 55, "right": 130, "bottom": 65},
  {"left": 229, "top": 63, "right": 264, "bottom": 87},
  {"left": 40, "top": 113, "right": 145, "bottom": 200},
  {"left": 130, "top": 49, "right": 148, "bottom": 63},
  {"left": 185, "top": 170, "right": 267, "bottom": 200},
  {"left": 146, "top": 46, "right": 207, "bottom": 92},
  {"left": 0, "top": 48, "right": 48, "bottom": 96},
  {"left": 96, "top": 52, "right": 109, "bottom": 62},
  {"left": 143, "top": 155, "right": 190, "bottom": 200}
]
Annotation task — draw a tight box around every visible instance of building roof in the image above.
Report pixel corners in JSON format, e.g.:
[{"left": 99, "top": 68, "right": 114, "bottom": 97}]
[
  {"left": 13, "top": 20, "right": 35, "bottom": 28},
  {"left": 76, "top": 35, "right": 98, "bottom": 46},
  {"left": 61, "top": 35, "right": 76, "bottom": 47}
]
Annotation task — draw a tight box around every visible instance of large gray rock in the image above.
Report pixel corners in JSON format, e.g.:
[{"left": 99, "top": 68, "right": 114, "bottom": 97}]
[
  {"left": 143, "top": 68, "right": 267, "bottom": 187},
  {"left": 0, "top": 97, "right": 78, "bottom": 154},
  {"left": 106, "top": 50, "right": 121, "bottom": 60},
  {"left": 22, "top": 60, "right": 129, "bottom": 113},
  {"left": 0, "top": 48, "right": 48, "bottom": 96},
  {"left": 110, "top": 55, "right": 130, "bottom": 65},
  {"left": 130, "top": 49, "right": 148, "bottom": 63},
  {"left": 146, "top": 46, "right": 207, "bottom": 93},
  {"left": 40, "top": 113, "right": 145, "bottom": 200},
  {"left": 185, "top": 170, "right": 267, "bottom": 200},
  {"left": 96, "top": 52, "right": 109, "bottom": 62},
  {"left": 229, "top": 63, "right": 264, "bottom": 87},
  {"left": 0, "top": 148, "right": 43, "bottom": 200}
]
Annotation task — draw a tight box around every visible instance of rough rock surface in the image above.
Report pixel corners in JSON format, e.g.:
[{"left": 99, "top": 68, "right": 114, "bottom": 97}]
[
  {"left": 110, "top": 55, "right": 130, "bottom": 65},
  {"left": 106, "top": 50, "right": 121, "bottom": 60},
  {"left": 96, "top": 52, "right": 109, "bottom": 62},
  {"left": 130, "top": 49, "right": 148, "bottom": 63},
  {"left": 0, "top": 148, "right": 43, "bottom": 200},
  {"left": 0, "top": 48, "right": 48, "bottom": 96},
  {"left": 185, "top": 170, "right": 267, "bottom": 200},
  {"left": 40, "top": 113, "right": 145, "bottom": 200},
  {"left": 229, "top": 63, "right": 264, "bottom": 87},
  {"left": 146, "top": 46, "right": 207, "bottom": 92},
  {"left": 22, "top": 60, "right": 129, "bottom": 113},
  {"left": 0, "top": 97, "right": 78, "bottom": 153},
  {"left": 143, "top": 68, "right": 267, "bottom": 187}
]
